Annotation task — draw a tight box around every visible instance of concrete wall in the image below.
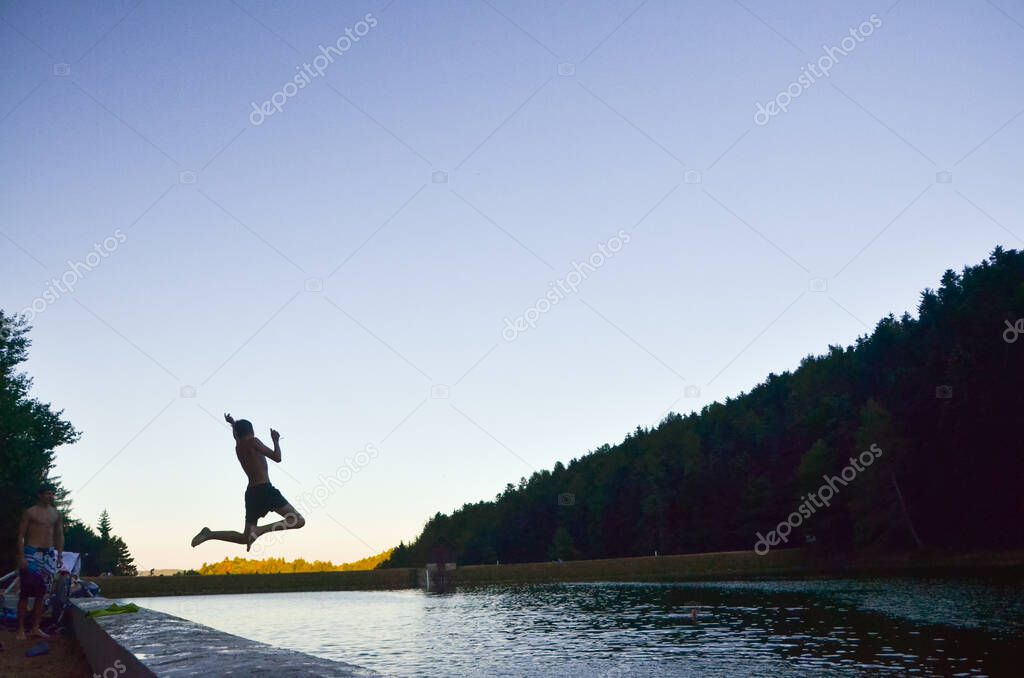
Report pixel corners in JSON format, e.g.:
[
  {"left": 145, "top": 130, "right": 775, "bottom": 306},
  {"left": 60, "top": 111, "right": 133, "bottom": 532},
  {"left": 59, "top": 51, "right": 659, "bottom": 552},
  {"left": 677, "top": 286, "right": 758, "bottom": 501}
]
[
  {"left": 71, "top": 597, "right": 376, "bottom": 677},
  {"left": 94, "top": 550, "right": 812, "bottom": 598},
  {"left": 89, "top": 548, "right": 1024, "bottom": 600},
  {"left": 70, "top": 600, "right": 154, "bottom": 678}
]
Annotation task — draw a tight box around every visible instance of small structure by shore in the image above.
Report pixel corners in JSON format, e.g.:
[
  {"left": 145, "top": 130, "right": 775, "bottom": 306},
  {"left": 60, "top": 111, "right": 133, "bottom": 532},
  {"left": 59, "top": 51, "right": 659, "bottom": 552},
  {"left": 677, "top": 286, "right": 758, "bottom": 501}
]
[{"left": 420, "top": 562, "right": 457, "bottom": 592}]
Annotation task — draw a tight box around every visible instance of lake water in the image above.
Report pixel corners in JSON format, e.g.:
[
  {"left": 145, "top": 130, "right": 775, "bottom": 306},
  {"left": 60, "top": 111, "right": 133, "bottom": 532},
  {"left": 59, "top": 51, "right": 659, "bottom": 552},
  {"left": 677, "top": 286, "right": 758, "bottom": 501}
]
[{"left": 132, "top": 578, "right": 1023, "bottom": 677}]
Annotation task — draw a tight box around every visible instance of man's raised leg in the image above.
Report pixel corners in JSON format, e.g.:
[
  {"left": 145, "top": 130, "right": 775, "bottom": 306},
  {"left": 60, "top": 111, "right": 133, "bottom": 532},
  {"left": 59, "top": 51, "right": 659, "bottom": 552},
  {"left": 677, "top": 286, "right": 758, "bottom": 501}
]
[
  {"left": 191, "top": 525, "right": 253, "bottom": 547},
  {"left": 252, "top": 503, "right": 306, "bottom": 541}
]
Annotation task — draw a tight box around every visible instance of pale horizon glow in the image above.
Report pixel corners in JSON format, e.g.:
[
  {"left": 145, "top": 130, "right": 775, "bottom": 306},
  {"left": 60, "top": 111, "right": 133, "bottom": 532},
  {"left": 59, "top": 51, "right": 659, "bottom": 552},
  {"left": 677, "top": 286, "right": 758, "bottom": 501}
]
[{"left": 2, "top": 0, "right": 1021, "bottom": 569}]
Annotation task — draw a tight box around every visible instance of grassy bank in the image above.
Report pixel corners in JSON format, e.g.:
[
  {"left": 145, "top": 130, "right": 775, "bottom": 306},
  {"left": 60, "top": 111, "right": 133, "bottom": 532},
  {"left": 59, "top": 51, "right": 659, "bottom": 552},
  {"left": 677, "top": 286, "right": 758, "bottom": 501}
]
[
  {"left": 454, "top": 548, "right": 1024, "bottom": 586},
  {"left": 97, "top": 566, "right": 418, "bottom": 598},
  {"left": 92, "top": 548, "right": 1024, "bottom": 598},
  {"left": 456, "top": 548, "right": 811, "bottom": 585}
]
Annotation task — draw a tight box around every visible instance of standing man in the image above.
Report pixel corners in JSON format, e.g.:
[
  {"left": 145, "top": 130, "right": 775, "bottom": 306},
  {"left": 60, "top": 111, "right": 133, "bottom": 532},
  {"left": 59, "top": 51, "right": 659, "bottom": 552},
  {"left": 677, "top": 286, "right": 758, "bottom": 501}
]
[
  {"left": 190, "top": 413, "right": 305, "bottom": 551},
  {"left": 16, "top": 483, "right": 63, "bottom": 640}
]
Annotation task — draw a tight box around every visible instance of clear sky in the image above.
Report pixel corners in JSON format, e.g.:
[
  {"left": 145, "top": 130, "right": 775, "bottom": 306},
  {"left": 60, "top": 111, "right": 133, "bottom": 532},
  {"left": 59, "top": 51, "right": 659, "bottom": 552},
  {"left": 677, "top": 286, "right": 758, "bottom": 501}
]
[{"left": 2, "top": 0, "right": 1021, "bottom": 570}]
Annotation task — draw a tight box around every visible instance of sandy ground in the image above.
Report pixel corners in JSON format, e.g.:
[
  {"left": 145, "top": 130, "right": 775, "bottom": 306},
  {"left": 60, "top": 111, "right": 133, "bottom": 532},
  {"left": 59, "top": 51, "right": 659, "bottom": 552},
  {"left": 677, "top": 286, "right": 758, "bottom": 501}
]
[{"left": 0, "top": 626, "right": 91, "bottom": 677}]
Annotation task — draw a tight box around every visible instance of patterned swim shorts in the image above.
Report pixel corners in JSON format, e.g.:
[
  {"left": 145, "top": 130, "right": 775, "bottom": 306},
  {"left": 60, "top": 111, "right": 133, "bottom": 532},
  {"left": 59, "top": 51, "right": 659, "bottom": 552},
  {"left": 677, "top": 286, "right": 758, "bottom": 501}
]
[{"left": 19, "top": 546, "right": 58, "bottom": 600}]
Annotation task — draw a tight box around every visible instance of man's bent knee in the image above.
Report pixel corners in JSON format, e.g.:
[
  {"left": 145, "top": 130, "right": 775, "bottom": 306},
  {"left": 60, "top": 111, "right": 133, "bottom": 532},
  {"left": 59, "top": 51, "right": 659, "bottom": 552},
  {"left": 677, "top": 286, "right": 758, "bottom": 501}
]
[{"left": 288, "top": 512, "right": 305, "bottom": 529}]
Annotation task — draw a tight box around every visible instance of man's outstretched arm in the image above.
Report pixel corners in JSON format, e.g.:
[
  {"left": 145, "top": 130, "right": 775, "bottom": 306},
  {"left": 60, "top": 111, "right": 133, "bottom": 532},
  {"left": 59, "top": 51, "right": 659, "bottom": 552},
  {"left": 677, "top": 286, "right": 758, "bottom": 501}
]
[
  {"left": 224, "top": 412, "right": 235, "bottom": 434},
  {"left": 257, "top": 429, "right": 282, "bottom": 462}
]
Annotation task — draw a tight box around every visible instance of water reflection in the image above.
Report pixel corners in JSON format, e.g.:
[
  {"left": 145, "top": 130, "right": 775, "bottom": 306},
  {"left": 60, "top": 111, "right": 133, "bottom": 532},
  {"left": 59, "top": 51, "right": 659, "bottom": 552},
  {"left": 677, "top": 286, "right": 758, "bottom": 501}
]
[{"left": 133, "top": 578, "right": 1023, "bottom": 677}]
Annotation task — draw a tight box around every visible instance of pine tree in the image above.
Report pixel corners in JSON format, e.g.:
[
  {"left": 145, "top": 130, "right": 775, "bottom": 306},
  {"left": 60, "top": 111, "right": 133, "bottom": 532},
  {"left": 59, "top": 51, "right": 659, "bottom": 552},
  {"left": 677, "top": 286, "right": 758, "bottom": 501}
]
[
  {"left": 98, "top": 510, "right": 112, "bottom": 540},
  {"left": 112, "top": 537, "right": 137, "bottom": 576},
  {"left": 91, "top": 510, "right": 138, "bottom": 576}
]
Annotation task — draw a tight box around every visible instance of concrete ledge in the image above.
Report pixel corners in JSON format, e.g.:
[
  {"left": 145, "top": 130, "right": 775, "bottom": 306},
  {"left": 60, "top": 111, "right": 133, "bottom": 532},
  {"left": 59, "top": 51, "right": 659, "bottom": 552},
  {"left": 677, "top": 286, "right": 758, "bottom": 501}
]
[
  {"left": 70, "top": 599, "right": 153, "bottom": 678},
  {"left": 71, "top": 597, "right": 376, "bottom": 677}
]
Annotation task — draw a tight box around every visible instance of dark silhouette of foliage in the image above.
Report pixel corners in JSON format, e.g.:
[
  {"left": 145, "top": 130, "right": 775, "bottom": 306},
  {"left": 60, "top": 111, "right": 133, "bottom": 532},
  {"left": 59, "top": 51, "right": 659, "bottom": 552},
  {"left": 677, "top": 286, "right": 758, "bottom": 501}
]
[
  {"left": 0, "top": 312, "right": 79, "bottom": 571},
  {"left": 197, "top": 549, "right": 393, "bottom": 575},
  {"left": 63, "top": 510, "right": 137, "bottom": 576},
  {"left": 381, "top": 248, "right": 1024, "bottom": 568},
  {"left": 0, "top": 312, "right": 137, "bottom": 575}
]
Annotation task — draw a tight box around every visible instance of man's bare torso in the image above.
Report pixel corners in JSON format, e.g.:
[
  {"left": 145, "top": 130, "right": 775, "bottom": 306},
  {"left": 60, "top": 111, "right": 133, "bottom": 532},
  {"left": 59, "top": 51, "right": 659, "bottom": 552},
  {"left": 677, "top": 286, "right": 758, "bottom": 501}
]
[
  {"left": 236, "top": 436, "right": 271, "bottom": 486},
  {"left": 24, "top": 505, "right": 59, "bottom": 549}
]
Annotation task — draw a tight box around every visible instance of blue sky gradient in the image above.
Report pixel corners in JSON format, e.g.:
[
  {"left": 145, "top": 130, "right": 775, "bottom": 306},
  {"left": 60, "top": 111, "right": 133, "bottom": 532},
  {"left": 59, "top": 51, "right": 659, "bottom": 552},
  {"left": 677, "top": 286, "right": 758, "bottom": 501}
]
[{"left": 2, "top": 0, "right": 1022, "bottom": 569}]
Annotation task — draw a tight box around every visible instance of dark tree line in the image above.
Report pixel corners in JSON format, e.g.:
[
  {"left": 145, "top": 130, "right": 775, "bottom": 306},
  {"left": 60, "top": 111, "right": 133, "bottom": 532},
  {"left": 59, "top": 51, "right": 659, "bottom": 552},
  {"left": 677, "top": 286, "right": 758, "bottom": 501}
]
[
  {"left": 0, "top": 312, "right": 137, "bottom": 575},
  {"left": 64, "top": 509, "right": 137, "bottom": 576},
  {"left": 382, "top": 248, "right": 1024, "bottom": 568}
]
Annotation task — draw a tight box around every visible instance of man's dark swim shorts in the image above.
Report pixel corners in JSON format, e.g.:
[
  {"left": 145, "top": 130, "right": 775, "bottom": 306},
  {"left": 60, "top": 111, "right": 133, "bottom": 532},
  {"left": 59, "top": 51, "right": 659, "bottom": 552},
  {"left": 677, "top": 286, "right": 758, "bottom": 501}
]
[{"left": 245, "top": 483, "right": 289, "bottom": 524}]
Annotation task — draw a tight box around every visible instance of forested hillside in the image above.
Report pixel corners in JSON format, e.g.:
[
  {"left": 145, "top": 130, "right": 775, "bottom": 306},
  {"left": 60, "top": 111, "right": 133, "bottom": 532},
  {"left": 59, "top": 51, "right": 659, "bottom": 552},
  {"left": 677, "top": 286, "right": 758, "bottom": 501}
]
[
  {"left": 199, "top": 549, "right": 394, "bottom": 574},
  {"left": 383, "top": 248, "right": 1024, "bottom": 568}
]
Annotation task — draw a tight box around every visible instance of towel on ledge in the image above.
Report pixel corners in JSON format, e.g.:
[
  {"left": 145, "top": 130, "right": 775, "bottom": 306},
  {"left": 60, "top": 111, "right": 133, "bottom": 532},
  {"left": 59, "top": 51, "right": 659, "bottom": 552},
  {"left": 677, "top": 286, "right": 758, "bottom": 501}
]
[{"left": 88, "top": 602, "right": 140, "bottom": 618}]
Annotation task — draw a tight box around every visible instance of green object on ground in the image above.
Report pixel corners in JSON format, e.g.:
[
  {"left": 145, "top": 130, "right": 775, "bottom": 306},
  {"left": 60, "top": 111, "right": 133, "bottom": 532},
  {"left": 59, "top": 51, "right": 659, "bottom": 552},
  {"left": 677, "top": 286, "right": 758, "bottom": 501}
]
[{"left": 88, "top": 602, "right": 140, "bottom": 618}]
